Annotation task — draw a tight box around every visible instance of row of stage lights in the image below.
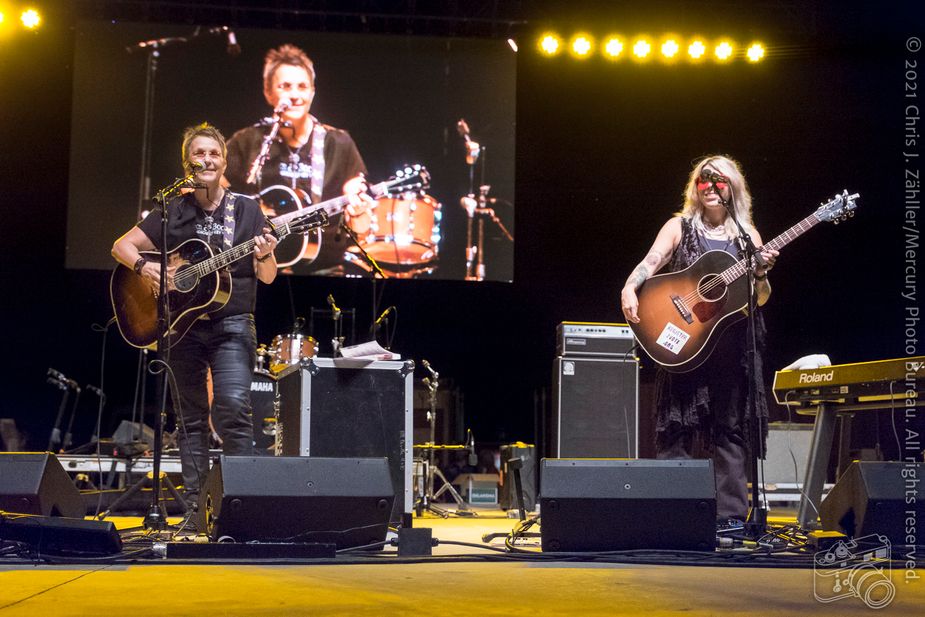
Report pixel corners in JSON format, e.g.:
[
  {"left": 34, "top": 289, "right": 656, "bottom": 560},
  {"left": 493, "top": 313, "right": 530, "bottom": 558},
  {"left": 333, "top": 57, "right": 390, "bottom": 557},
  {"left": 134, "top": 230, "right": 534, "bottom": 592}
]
[
  {"left": 538, "top": 33, "right": 766, "bottom": 63},
  {"left": 0, "top": 6, "right": 42, "bottom": 31}
]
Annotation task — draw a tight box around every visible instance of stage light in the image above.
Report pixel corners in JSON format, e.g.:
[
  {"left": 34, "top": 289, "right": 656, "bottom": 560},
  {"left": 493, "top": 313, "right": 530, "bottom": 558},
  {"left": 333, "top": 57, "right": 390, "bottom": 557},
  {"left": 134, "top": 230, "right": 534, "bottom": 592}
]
[
  {"left": 688, "top": 40, "right": 706, "bottom": 60},
  {"left": 715, "top": 41, "right": 734, "bottom": 62},
  {"left": 570, "top": 34, "right": 593, "bottom": 58},
  {"left": 746, "top": 43, "right": 765, "bottom": 63},
  {"left": 507, "top": 38, "right": 518, "bottom": 53},
  {"left": 661, "top": 39, "right": 680, "bottom": 59},
  {"left": 603, "top": 37, "right": 624, "bottom": 59},
  {"left": 632, "top": 39, "right": 651, "bottom": 60},
  {"left": 539, "top": 33, "right": 561, "bottom": 56},
  {"left": 20, "top": 8, "right": 40, "bottom": 30}
]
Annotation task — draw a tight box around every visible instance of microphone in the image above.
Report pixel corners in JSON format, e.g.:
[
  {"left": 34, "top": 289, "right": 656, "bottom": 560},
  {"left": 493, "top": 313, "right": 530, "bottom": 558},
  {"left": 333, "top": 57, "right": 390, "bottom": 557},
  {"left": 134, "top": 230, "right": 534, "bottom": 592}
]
[
  {"left": 422, "top": 359, "right": 439, "bottom": 379},
  {"left": 206, "top": 26, "right": 241, "bottom": 56},
  {"left": 225, "top": 29, "right": 241, "bottom": 56},
  {"left": 327, "top": 294, "right": 341, "bottom": 320},
  {"left": 274, "top": 99, "right": 292, "bottom": 114},
  {"left": 700, "top": 169, "right": 729, "bottom": 185},
  {"left": 374, "top": 306, "right": 394, "bottom": 328},
  {"left": 456, "top": 118, "right": 480, "bottom": 165},
  {"left": 86, "top": 385, "right": 106, "bottom": 401},
  {"left": 188, "top": 160, "right": 208, "bottom": 172},
  {"left": 467, "top": 430, "right": 478, "bottom": 467}
]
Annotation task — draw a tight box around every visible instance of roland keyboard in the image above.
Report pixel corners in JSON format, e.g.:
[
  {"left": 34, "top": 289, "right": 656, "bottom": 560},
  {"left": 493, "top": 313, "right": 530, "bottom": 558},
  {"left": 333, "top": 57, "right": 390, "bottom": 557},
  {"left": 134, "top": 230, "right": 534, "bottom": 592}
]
[{"left": 772, "top": 356, "right": 925, "bottom": 406}]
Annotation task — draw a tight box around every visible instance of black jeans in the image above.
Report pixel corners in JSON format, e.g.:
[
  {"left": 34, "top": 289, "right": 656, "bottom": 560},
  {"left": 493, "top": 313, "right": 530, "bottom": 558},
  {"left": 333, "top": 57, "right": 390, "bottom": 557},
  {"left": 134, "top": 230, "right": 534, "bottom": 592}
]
[{"left": 168, "top": 313, "right": 256, "bottom": 499}]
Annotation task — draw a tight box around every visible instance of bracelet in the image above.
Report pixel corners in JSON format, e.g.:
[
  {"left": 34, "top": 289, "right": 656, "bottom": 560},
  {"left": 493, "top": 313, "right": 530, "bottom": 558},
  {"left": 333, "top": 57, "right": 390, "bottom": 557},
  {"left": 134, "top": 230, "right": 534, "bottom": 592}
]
[
  {"left": 754, "top": 272, "right": 768, "bottom": 281},
  {"left": 256, "top": 252, "right": 273, "bottom": 263},
  {"left": 133, "top": 256, "right": 147, "bottom": 275}
]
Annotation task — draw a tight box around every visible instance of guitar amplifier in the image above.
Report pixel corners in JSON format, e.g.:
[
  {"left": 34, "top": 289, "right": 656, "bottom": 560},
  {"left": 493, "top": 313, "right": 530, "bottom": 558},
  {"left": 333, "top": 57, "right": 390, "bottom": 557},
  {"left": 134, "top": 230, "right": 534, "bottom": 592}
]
[{"left": 555, "top": 322, "right": 635, "bottom": 358}]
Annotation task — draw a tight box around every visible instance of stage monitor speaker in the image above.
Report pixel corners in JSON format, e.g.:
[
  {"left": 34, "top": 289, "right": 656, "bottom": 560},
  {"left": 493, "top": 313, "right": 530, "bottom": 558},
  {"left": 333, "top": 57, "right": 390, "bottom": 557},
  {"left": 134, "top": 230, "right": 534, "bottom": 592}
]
[
  {"left": 499, "top": 443, "right": 537, "bottom": 512},
  {"left": 820, "top": 461, "right": 923, "bottom": 545},
  {"left": 0, "top": 515, "right": 122, "bottom": 556},
  {"left": 540, "top": 458, "right": 716, "bottom": 552},
  {"left": 0, "top": 453, "right": 84, "bottom": 518},
  {"left": 198, "top": 456, "right": 394, "bottom": 548},
  {"left": 276, "top": 358, "right": 413, "bottom": 523},
  {"left": 552, "top": 356, "right": 638, "bottom": 458}
]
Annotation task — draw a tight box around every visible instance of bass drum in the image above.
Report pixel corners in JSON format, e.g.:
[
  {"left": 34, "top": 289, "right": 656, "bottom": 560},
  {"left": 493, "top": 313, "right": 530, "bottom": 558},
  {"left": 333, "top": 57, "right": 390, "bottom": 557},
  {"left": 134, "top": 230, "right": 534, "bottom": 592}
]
[
  {"left": 257, "top": 185, "right": 321, "bottom": 267},
  {"left": 348, "top": 193, "right": 441, "bottom": 273}
]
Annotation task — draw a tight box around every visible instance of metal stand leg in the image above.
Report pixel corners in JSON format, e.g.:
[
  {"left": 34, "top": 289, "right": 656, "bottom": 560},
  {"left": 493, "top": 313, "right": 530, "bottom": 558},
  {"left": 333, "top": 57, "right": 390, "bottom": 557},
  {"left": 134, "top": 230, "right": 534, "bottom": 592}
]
[{"left": 798, "top": 403, "right": 836, "bottom": 528}]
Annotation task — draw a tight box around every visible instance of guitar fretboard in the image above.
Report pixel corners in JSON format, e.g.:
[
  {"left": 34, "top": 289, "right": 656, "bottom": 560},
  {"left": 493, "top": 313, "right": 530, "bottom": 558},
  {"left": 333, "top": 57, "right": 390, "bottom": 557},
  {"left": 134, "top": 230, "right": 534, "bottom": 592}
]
[
  {"left": 719, "top": 212, "right": 822, "bottom": 284},
  {"left": 175, "top": 225, "right": 292, "bottom": 286}
]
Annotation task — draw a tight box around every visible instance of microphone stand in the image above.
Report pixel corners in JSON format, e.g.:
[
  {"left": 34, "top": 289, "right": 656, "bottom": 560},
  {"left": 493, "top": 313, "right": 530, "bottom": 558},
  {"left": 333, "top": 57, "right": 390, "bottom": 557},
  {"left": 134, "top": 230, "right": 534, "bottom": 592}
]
[
  {"left": 718, "top": 191, "right": 768, "bottom": 537},
  {"left": 141, "top": 174, "right": 196, "bottom": 530},
  {"left": 45, "top": 371, "right": 71, "bottom": 452}
]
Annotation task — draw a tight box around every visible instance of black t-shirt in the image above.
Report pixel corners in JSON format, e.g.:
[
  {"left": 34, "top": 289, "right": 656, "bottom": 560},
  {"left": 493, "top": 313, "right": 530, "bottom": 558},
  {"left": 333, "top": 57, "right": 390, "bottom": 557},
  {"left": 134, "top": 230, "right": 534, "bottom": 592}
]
[
  {"left": 137, "top": 192, "right": 266, "bottom": 319},
  {"left": 225, "top": 123, "right": 366, "bottom": 272}
]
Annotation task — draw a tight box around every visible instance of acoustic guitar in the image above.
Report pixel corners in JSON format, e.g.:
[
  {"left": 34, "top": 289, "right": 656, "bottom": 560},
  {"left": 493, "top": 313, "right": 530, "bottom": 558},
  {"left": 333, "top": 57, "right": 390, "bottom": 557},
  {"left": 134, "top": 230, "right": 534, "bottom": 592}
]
[{"left": 630, "top": 190, "right": 859, "bottom": 372}]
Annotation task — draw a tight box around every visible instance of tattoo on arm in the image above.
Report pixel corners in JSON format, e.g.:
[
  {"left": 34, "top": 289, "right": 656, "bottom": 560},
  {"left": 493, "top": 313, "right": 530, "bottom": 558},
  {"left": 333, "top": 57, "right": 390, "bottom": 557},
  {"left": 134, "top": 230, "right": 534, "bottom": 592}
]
[{"left": 626, "top": 251, "right": 665, "bottom": 289}]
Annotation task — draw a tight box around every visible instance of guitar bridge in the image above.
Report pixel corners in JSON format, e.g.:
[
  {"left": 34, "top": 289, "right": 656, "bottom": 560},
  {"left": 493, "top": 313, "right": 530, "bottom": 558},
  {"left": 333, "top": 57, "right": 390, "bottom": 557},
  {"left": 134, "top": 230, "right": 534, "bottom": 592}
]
[{"left": 671, "top": 294, "right": 694, "bottom": 324}]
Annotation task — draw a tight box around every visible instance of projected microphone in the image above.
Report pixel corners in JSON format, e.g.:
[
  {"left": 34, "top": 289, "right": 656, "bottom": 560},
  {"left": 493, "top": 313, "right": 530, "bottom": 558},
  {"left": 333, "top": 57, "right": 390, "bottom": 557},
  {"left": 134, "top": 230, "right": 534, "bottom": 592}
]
[
  {"left": 456, "top": 118, "right": 481, "bottom": 165},
  {"left": 188, "top": 160, "right": 208, "bottom": 172},
  {"left": 225, "top": 29, "right": 241, "bottom": 56}
]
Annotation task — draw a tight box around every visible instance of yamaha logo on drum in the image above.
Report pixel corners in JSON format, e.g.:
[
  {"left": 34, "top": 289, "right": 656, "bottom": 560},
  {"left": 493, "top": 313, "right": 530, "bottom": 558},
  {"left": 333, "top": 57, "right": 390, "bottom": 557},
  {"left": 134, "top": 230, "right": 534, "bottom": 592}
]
[{"left": 251, "top": 381, "right": 274, "bottom": 392}]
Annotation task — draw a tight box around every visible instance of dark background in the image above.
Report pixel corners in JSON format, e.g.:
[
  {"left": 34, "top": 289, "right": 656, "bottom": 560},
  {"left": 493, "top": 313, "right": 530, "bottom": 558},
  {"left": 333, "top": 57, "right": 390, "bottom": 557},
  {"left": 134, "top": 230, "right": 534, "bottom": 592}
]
[{"left": 1, "top": 1, "right": 919, "bottom": 460}]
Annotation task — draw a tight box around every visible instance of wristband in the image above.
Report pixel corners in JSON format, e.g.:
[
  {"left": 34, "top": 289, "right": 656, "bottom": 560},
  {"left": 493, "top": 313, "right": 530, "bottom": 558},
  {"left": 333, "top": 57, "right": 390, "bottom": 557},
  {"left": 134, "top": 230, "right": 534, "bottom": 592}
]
[
  {"left": 256, "top": 252, "right": 273, "bottom": 263},
  {"left": 133, "top": 256, "right": 147, "bottom": 275}
]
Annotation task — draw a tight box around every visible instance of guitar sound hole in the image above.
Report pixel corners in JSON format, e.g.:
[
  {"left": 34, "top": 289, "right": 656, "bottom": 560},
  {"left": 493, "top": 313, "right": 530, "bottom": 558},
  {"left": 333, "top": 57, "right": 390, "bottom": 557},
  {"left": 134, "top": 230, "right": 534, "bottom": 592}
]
[
  {"left": 697, "top": 274, "right": 726, "bottom": 301},
  {"left": 174, "top": 266, "right": 197, "bottom": 292}
]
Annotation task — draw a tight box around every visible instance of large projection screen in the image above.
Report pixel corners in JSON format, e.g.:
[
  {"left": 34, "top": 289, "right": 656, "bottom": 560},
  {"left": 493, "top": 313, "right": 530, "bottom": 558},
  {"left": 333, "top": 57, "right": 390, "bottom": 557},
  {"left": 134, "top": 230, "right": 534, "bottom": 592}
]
[{"left": 67, "top": 21, "right": 515, "bottom": 281}]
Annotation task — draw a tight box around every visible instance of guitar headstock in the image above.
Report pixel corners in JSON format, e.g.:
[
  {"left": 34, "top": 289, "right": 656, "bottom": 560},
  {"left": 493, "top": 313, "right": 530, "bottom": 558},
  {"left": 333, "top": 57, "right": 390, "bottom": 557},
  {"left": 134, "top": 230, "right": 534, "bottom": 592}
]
[
  {"left": 282, "top": 210, "right": 329, "bottom": 236},
  {"left": 816, "top": 190, "right": 859, "bottom": 224},
  {"left": 381, "top": 164, "right": 430, "bottom": 197}
]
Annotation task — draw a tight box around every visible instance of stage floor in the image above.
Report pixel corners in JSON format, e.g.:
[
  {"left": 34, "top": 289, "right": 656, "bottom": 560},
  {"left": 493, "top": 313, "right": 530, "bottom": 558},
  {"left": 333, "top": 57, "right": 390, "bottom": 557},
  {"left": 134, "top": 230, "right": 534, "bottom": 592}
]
[{"left": 1, "top": 508, "right": 922, "bottom": 616}]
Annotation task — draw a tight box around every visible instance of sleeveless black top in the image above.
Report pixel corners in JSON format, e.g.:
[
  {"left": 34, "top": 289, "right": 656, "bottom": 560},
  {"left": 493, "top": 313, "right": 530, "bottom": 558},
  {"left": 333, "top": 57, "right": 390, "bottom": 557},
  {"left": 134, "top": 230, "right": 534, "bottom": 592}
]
[{"left": 654, "top": 217, "right": 769, "bottom": 451}]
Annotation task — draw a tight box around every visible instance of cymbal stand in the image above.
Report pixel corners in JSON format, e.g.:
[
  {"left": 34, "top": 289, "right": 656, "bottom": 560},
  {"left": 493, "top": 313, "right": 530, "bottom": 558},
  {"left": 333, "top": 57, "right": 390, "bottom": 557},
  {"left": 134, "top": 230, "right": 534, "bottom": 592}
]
[{"left": 414, "top": 361, "right": 470, "bottom": 517}]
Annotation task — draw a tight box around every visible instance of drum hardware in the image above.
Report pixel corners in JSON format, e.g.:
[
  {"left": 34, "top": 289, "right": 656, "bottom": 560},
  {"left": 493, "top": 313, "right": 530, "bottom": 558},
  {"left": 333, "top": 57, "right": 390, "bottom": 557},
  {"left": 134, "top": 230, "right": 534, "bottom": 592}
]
[{"left": 413, "top": 360, "right": 474, "bottom": 518}]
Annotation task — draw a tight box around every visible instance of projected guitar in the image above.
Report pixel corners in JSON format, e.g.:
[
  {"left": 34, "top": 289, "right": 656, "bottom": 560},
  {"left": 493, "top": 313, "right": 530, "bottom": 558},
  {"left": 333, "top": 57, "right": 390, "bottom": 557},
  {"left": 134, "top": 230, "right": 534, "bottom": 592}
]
[
  {"left": 256, "top": 164, "right": 430, "bottom": 266},
  {"left": 630, "top": 190, "right": 859, "bottom": 373},
  {"left": 110, "top": 211, "right": 327, "bottom": 350}
]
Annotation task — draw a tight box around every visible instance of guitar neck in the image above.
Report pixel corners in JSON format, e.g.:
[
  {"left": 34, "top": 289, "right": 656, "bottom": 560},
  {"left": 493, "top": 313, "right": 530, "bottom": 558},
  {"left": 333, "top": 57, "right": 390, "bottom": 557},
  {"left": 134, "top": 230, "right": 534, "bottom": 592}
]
[
  {"left": 196, "top": 227, "right": 291, "bottom": 276},
  {"left": 269, "top": 179, "right": 396, "bottom": 227},
  {"left": 720, "top": 212, "right": 822, "bottom": 283}
]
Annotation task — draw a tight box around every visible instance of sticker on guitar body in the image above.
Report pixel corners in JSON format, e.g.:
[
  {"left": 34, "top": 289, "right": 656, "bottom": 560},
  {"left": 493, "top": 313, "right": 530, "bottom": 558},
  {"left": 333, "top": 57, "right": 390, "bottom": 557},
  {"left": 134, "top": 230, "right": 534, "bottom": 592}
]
[{"left": 655, "top": 323, "right": 690, "bottom": 355}]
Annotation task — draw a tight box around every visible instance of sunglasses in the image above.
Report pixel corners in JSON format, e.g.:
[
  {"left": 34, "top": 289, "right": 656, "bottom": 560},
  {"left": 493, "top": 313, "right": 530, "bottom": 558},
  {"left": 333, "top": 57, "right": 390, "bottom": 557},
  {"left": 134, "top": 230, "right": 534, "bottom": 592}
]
[{"left": 696, "top": 177, "right": 728, "bottom": 192}]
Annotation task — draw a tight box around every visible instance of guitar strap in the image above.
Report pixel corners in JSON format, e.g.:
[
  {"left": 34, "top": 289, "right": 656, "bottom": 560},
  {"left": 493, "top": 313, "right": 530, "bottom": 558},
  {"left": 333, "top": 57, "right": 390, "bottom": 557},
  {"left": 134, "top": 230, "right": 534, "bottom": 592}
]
[
  {"left": 221, "top": 192, "right": 237, "bottom": 257},
  {"left": 308, "top": 116, "right": 327, "bottom": 203}
]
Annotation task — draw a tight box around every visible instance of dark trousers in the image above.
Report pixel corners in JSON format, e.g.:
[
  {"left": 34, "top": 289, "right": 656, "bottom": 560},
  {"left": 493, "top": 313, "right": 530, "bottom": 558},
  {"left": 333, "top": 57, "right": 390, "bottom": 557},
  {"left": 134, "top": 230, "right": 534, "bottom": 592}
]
[
  {"left": 657, "top": 426, "right": 748, "bottom": 521},
  {"left": 168, "top": 313, "right": 256, "bottom": 500}
]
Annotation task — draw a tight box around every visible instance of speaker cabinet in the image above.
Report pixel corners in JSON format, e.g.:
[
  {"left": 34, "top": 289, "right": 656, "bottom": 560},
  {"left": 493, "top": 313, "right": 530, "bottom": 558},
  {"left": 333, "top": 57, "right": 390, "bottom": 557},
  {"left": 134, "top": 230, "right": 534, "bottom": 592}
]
[
  {"left": 0, "top": 516, "right": 122, "bottom": 556},
  {"left": 499, "top": 443, "right": 537, "bottom": 512},
  {"left": 540, "top": 458, "right": 716, "bottom": 552},
  {"left": 198, "top": 456, "right": 394, "bottom": 548},
  {"left": 820, "top": 461, "right": 923, "bottom": 544},
  {"left": 0, "top": 453, "right": 84, "bottom": 518},
  {"left": 276, "top": 358, "right": 413, "bottom": 523},
  {"left": 552, "top": 356, "right": 638, "bottom": 458}
]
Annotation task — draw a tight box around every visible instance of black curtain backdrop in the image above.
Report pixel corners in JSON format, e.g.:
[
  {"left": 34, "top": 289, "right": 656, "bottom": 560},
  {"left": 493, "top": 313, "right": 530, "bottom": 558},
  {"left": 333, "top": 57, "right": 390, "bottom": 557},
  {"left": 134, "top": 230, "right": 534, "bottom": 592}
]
[{"left": 1, "top": 1, "right": 919, "bottom": 459}]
